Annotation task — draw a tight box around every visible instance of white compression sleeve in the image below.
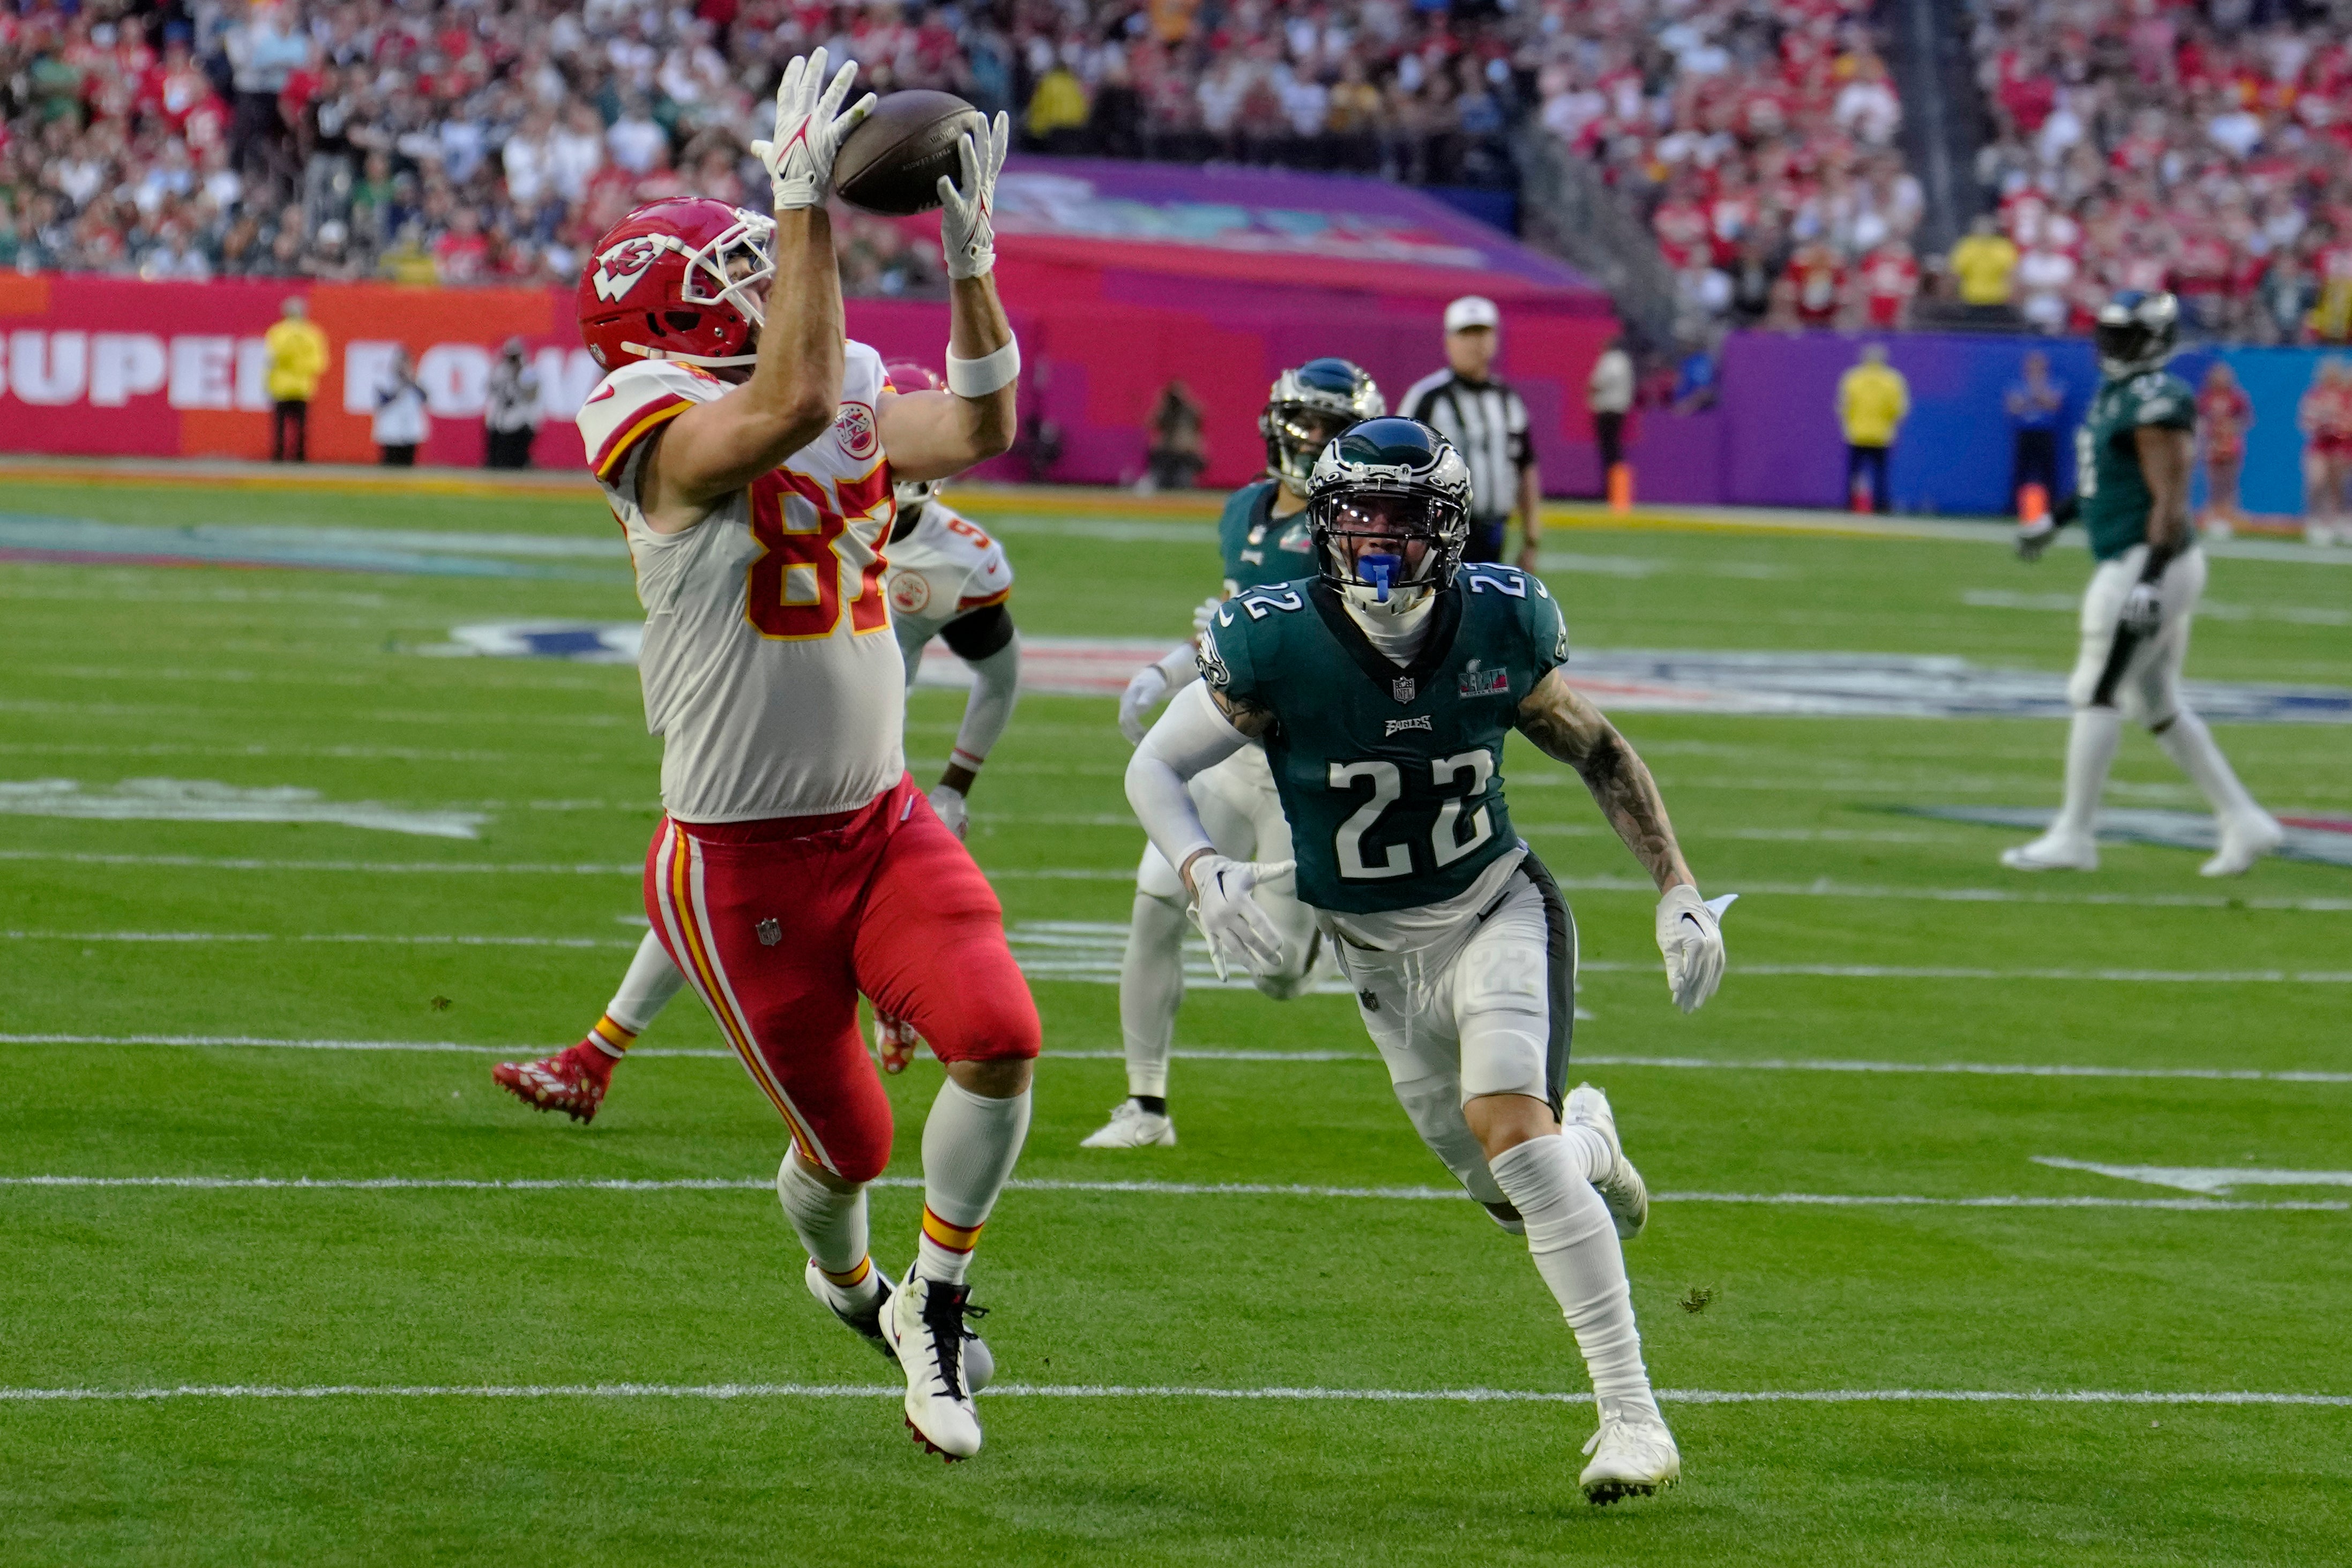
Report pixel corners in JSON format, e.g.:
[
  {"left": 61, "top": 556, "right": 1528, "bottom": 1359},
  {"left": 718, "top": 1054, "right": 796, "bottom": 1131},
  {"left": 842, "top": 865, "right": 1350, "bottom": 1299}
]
[
  {"left": 608, "top": 928, "right": 688, "bottom": 1034},
  {"left": 1154, "top": 643, "right": 1201, "bottom": 693},
  {"left": 1124, "top": 680, "right": 1249, "bottom": 879},
  {"left": 951, "top": 635, "right": 1020, "bottom": 770}
]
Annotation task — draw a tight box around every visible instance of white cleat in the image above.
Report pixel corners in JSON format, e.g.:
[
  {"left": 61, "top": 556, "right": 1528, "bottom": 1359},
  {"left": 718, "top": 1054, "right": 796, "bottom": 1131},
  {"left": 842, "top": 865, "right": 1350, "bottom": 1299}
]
[
  {"left": 2201, "top": 813, "right": 2284, "bottom": 878},
  {"left": 883, "top": 1267, "right": 985, "bottom": 1461},
  {"left": 2000, "top": 831, "right": 2099, "bottom": 872},
  {"left": 1579, "top": 1406, "right": 1682, "bottom": 1504},
  {"left": 804, "top": 1260, "right": 992, "bottom": 1390},
  {"left": 1565, "top": 1082, "right": 1648, "bottom": 1241},
  {"left": 1080, "top": 1099, "right": 1177, "bottom": 1149}
]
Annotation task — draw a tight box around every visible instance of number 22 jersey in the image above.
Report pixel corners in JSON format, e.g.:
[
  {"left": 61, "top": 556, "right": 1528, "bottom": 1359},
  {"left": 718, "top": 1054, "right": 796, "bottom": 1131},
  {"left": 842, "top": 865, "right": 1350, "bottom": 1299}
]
[
  {"left": 1197, "top": 566, "right": 1570, "bottom": 914},
  {"left": 577, "top": 341, "right": 902, "bottom": 824}
]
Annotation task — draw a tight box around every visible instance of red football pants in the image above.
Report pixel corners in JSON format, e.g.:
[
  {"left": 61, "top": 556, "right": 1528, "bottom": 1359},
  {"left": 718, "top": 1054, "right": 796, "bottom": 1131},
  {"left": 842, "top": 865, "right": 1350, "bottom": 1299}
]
[{"left": 646, "top": 773, "right": 1040, "bottom": 1183}]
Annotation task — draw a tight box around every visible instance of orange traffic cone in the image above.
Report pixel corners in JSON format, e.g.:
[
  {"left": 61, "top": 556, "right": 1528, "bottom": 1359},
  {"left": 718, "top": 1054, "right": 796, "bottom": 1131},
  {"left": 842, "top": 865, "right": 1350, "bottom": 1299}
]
[{"left": 2017, "top": 482, "right": 2048, "bottom": 523}]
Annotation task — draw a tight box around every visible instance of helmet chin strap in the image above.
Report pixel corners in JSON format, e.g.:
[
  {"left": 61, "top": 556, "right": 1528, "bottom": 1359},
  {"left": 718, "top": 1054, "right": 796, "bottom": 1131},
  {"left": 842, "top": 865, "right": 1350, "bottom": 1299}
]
[{"left": 620, "top": 342, "right": 761, "bottom": 370}]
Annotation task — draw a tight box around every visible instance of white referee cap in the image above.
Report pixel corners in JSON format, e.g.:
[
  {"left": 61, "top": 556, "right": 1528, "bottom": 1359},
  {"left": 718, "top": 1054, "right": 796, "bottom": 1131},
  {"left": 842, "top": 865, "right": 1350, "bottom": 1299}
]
[{"left": 1444, "top": 295, "right": 1500, "bottom": 333}]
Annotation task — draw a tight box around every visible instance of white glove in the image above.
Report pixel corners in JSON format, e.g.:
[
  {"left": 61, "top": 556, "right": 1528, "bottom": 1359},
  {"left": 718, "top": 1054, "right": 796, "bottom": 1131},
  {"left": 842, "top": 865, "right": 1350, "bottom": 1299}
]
[
  {"left": 936, "top": 110, "right": 1008, "bottom": 280},
  {"left": 2119, "top": 579, "right": 2163, "bottom": 636},
  {"left": 2015, "top": 518, "right": 2056, "bottom": 562},
  {"left": 1655, "top": 885, "right": 1735, "bottom": 1014},
  {"left": 749, "top": 49, "right": 875, "bottom": 211},
  {"left": 1119, "top": 664, "right": 1169, "bottom": 745},
  {"left": 1188, "top": 854, "right": 1293, "bottom": 981},
  {"left": 928, "top": 783, "right": 968, "bottom": 839},
  {"left": 1191, "top": 595, "right": 1223, "bottom": 635}
]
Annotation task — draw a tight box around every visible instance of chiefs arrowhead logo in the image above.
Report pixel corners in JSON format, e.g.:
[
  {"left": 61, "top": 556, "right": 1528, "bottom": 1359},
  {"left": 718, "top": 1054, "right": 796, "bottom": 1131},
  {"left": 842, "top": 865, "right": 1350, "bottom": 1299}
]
[
  {"left": 834, "top": 401, "right": 877, "bottom": 460},
  {"left": 591, "top": 235, "right": 673, "bottom": 303}
]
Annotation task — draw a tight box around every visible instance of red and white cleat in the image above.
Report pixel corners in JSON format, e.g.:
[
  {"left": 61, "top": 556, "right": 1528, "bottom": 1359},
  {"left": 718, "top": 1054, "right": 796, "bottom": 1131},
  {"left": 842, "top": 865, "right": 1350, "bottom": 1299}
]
[
  {"left": 491, "top": 1042, "right": 613, "bottom": 1124},
  {"left": 872, "top": 1010, "right": 922, "bottom": 1075}
]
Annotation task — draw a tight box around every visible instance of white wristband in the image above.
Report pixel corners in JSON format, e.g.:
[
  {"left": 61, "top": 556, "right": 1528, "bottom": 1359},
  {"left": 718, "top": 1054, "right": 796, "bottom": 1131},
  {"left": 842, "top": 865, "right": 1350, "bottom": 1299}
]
[{"left": 946, "top": 338, "right": 1020, "bottom": 398}]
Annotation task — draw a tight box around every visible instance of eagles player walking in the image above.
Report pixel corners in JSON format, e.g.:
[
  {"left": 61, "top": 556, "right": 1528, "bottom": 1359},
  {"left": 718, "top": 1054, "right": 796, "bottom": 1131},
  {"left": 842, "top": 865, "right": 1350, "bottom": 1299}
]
[
  {"left": 1127, "top": 418, "right": 1729, "bottom": 1502},
  {"left": 1089, "top": 359, "right": 1384, "bottom": 1149},
  {"left": 2007, "top": 292, "right": 2281, "bottom": 876}
]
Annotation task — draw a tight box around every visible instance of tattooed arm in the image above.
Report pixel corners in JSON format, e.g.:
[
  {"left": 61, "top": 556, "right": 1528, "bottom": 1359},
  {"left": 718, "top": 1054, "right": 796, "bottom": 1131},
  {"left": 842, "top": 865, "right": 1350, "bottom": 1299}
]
[{"left": 1514, "top": 667, "right": 1694, "bottom": 892}]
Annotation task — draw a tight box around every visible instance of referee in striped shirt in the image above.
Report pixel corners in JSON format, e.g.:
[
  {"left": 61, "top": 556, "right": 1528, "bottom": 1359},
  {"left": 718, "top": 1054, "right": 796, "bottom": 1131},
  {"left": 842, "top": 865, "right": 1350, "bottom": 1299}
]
[{"left": 1400, "top": 295, "right": 1543, "bottom": 568}]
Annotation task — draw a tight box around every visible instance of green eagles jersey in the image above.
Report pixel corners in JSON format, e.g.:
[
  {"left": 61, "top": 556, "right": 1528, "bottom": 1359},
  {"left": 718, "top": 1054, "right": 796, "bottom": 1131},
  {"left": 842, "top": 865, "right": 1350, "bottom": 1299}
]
[
  {"left": 1197, "top": 567, "right": 1570, "bottom": 914},
  {"left": 2077, "top": 369, "right": 2196, "bottom": 561},
  {"left": 1216, "top": 478, "right": 1317, "bottom": 593}
]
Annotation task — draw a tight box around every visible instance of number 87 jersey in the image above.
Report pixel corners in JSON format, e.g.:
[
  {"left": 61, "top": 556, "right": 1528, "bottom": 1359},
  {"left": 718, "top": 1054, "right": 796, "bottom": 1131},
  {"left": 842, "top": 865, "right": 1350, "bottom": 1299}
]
[
  {"left": 1197, "top": 565, "right": 1570, "bottom": 914},
  {"left": 578, "top": 340, "right": 904, "bottom": 824}
]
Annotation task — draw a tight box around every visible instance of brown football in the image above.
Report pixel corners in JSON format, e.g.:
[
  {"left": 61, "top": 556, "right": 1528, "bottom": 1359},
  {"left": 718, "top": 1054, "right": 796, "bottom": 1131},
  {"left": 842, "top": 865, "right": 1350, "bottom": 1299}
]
[{"left": 833, "top": 91, "right": 987, "bottom": 218}]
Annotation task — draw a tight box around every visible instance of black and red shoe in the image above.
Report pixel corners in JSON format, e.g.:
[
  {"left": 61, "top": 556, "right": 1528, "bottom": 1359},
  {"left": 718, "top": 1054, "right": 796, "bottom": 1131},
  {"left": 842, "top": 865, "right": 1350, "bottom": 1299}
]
[{"left": 491, "top": 1042, "right": 614, "bottom": 1124}]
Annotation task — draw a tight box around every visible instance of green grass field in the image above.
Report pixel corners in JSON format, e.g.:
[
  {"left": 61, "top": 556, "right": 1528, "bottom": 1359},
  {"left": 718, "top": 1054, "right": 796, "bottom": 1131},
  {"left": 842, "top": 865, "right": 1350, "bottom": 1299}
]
[{"left": 3, "top": 473, "right": 2349, "bottom": 1566}]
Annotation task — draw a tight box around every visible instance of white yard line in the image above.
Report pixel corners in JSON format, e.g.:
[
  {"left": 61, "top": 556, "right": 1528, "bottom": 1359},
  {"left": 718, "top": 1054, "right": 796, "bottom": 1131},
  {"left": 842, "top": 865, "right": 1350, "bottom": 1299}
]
[
  {"left": 1, "top": 1382, "right": 2342, "bottom": 1407},
  {"left": 2033, "top": 1157, "right": 2352, "bottom": 1196},
  {"left": 3, "top": 1173, "right": 2340, "bottom": 1212},
  {"left": 0, "top": 852, "right": 643, "bottom": 875},
  {"left": 1, "top": 931, "right": 640, "bottom": 949},
  {"left": 9, "top": 1035, "right": 2346, "bottom": 1084}
]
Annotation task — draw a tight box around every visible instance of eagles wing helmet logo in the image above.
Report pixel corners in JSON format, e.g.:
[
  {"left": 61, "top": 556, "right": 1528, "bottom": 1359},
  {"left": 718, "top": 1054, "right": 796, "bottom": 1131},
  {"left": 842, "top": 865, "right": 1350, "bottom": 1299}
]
[
  {"left": 591, "top": 235, "right": 670, "bottom": 302},
  {"left": 1392, "top": 675, "right": 1416, "bottom": 705}
]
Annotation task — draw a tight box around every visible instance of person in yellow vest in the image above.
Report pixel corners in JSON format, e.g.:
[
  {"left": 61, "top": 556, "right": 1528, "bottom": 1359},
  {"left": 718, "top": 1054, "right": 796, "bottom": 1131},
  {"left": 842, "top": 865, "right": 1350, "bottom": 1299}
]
[
  {"left": 1835, "top": 342, "right": 1909, "bottom": 513},
  {"left": 1948, "top": 214, "right": 2019, "bottom": 324},
  {"left": 263, "top": 297, "right": 330, "bottom": 462}
]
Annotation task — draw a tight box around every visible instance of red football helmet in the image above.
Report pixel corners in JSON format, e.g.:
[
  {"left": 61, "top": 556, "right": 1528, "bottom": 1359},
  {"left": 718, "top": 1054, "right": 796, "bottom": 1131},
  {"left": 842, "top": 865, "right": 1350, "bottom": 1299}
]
[
  {"left": 577, "top": 198, "right": 775, "bottom": 373},
  {"left": 883, "top": 359, "right": 949, "bottom": 513}
]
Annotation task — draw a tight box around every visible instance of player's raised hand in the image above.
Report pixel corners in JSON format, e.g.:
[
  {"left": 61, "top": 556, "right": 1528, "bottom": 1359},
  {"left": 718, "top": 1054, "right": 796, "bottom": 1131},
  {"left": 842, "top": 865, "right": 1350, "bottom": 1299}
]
[
  {"left": 1189, "top": 855, "right": 1293, "bottom": 981},
  {"left": 1655, "top": 885, "right": 1734, "bottom": 1013},
  {"left": 937, "top": 110, "right": 1009, "bottom": 280},
  {"left": 751, "top": 49, "right": 876, "bottom": 211}
]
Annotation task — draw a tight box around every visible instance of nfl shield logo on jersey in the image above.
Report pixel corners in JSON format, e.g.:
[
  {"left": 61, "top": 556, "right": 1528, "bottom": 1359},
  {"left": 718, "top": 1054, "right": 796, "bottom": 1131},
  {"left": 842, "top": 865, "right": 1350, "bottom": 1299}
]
[
  {"left": 1392, "top": 675, "right": 1417, "bottom": 705},
  {"left": 756, "top": 917, "right": 781, "bottom": 946}
]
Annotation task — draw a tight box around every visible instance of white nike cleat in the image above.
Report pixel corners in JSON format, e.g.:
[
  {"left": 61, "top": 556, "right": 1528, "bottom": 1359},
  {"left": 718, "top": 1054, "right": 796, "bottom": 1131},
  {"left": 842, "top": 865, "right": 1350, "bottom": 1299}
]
[
  {"left": 1565, "top": 1082, "right": 1648, "bottom": 1241},
  {"left": 1079, "top": 1099, "right": 1177, "bottom": 1149},
  {"left": 2000, "top": 831, "right": 2099, "bottom": 872},
  {"left": 2201, "top": 812, "right": 2284, "bottom": 878},
  {"left": 883, "top": 1267, "right": 985, "bottom": 1461},
  {"left": 804, "top": 1259, "right": 992, "bottom": 1390},
  {"left": 1579, "top": 1406, "right": 1682, "bottom": 1504}
]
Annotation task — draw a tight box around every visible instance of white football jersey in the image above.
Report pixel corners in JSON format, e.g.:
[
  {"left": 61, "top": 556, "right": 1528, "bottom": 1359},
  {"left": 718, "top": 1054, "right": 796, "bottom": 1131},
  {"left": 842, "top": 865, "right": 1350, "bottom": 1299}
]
[
  {"left": 578, "top": 342, "right": 904, "bottom": 823},
  {"left": 886, "top": 500, "right": 1014, "bottom": 668}
]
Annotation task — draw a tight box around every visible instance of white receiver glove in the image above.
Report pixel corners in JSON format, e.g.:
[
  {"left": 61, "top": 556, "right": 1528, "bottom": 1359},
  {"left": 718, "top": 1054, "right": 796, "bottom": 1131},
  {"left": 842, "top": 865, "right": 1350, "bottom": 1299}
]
[
  {"left": 928, "top": 783, "right": 968, "bottom": 839},
  {"left": 750, "top": 49, "right": 875, "bottom": 211},
  {"left": 1190, "top": 595, "right": 1223, "bottom": 635},
  {"left": 937, "top": 110, "right": 1008, "bottom": 279},
  {"left": 2119, "top": 578, "right": 2163, "bottom": 636},
  {"left": 1189, "top": 854, "right": 1294, "bottom": 981},
  {"left": 1119, "top": 664, "right": 1169, "bottom": 745},
  {"left": 1656, "top": 886, "right": 1736, "bottom": 1013}
]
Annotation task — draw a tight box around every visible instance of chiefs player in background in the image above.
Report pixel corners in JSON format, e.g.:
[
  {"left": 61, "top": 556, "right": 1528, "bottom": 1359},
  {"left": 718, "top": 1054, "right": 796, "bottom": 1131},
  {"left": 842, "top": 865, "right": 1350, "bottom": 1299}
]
[{"left": 568, "top": 51, "right": 1030, "bottom": 1461}]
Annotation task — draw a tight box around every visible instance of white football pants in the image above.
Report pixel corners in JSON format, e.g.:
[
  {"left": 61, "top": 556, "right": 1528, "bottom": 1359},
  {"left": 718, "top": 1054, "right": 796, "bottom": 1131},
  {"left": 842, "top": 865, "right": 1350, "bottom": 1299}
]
[
  {"left": 1118, "top": 745, "right": 1320, "bottom": 1099},
  {"left": 1328, "top": 865, "right": 1574, "bottom": 1209},
  {"left": 2054, "top": 544, "right": 2266, "bottom": 838}
]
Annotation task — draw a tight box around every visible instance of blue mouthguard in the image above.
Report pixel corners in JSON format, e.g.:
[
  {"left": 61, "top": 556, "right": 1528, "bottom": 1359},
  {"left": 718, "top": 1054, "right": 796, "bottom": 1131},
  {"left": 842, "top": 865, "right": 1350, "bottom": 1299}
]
[{"left": 1361, "top": 553, "right": 1400, "bottom": 603}]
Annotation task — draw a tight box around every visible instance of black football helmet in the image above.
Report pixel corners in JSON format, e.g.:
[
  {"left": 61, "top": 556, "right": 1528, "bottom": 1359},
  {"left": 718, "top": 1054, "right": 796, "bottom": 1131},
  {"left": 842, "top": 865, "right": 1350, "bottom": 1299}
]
[
  {"left": 1306, "top": 417, "right": 1475, "bottom": 602},
  {"left": 1259, "top": 357, "right": 1385, "bottom": 495},
  {"left": 2094, "top": 290, "right": 2179, "bottom": 379}
]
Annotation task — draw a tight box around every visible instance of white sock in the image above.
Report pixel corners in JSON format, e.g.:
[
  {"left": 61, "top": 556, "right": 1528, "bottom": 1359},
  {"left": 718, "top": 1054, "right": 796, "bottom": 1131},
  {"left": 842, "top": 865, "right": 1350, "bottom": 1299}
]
[
  {"left": 601, "top": 929, "right": 688, "bottom": 1050},
  {"left": 776, "top": 1154, "right": 873, "bottom": 1293},
  {"left": 1118, "top": 893, "right": 1187, "bottom": 1100},
  {"left": 1560, "top": 1124, "right": 1612, "bottom": 1183},
  {"left": 1489, "top": 1134, "right": 1659, "bottom": 1421},
  {"left": 2153, "top": 708, "right": 2264, "bottom": 828},
  {"left": 917, "top": 1079, "right": 1032, "bottom": 1284},
  {"left": 2052, "top": 706, "right": 2123, "bottom": 839}
]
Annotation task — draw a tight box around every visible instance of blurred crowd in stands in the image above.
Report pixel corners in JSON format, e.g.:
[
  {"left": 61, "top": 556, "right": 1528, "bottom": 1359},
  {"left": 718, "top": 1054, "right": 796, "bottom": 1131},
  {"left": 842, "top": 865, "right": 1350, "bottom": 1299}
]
[
  {"left": 0, "top": 0, "right": 1558, "bottom": 291},
  {"left": 1962, "top": 0, "right": 2352, "bottom": 346}
]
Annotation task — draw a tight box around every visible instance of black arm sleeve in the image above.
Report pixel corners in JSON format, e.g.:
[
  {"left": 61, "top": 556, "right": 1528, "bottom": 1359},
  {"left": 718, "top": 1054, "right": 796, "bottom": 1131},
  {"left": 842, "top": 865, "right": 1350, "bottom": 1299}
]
[{"left": 939, "top": 601, "right": 1015, "bottom": 662}]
